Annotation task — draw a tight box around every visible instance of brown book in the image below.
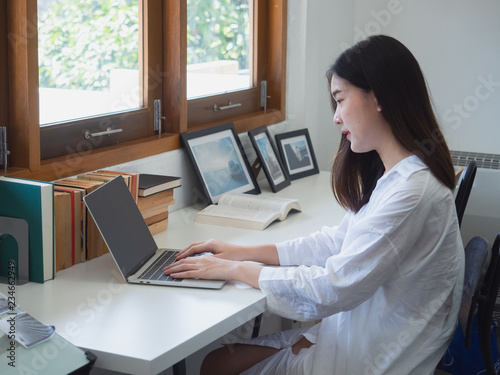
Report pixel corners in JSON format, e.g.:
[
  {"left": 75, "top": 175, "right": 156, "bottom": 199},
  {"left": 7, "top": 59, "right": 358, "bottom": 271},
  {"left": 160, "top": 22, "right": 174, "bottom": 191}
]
[
  {"left": 55, "top": 179, "right": 107, "bottom": 261},
  {"left": 77, "top": 173, "right": 116, "bottom": 184},
  {"left": 98, "top": 170, "right": 139, "bottom": 202},
  {"left": 144, "top": 211, "right": 169, "bottom": 226},
  {"left": 54, "top": 186, "right": 85, "bottom": 264},
  {"left": 54, "top": 191, "right": 72, "bottom": 272},
  {"left": 140, "top": 202, "right": 173, "bottom": 220},
  {"left": 137, "top": 189, "right": 174, "bottom": 212},
  {"left": 81, "top": 172, "right": 132, "bottom": 192},
  {"left": 148, "top": 218, "right": 168, "bottom": 235}
]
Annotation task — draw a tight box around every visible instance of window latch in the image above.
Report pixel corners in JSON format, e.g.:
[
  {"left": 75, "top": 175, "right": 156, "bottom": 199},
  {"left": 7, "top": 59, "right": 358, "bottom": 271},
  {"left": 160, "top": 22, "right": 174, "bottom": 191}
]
[
  {"left": 84, "top": 127, "right": 123, "bottom": 139},
  {"left": 213, "top": 101, "right": 242, "bottom": 112}
]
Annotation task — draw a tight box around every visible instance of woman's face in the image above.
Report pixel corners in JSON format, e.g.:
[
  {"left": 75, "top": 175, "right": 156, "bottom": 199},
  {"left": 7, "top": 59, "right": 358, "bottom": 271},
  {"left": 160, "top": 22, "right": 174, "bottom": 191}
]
[{"left": 330, "top": 75, "right": 390, "bottom": 154}]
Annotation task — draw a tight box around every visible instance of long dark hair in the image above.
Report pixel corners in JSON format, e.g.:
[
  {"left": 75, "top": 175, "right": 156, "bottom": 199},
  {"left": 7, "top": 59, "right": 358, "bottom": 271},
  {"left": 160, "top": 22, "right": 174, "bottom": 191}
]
[{"left": 326, "top": 35, "right": 455, "bottom": 213}]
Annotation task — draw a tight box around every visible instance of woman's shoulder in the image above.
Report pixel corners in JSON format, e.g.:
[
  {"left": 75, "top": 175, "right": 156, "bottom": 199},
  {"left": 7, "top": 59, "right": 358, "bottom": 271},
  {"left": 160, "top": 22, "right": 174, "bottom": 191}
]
[{"left": 373, "top": 157, "right": 452, "bottom": 208}]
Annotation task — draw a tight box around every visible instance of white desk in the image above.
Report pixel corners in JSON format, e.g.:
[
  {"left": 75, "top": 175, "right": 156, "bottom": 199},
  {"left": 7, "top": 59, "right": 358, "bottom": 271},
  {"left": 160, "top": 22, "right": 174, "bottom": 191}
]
[{"left": 0, "top": 172, "right": 346, "bottom": 374}]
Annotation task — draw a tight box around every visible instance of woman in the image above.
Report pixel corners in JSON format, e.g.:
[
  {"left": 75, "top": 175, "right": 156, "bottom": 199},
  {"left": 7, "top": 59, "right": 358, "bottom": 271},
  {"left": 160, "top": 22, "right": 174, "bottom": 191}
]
[{"left": 164, "top": 35, "right": 464, "bottom": 375}]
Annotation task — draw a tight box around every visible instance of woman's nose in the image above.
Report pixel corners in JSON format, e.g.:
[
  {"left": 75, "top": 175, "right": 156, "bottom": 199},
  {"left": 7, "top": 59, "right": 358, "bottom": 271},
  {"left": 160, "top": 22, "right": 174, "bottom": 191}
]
[{"left": 333, "top": 110, "right": 342, "bottom": 125}]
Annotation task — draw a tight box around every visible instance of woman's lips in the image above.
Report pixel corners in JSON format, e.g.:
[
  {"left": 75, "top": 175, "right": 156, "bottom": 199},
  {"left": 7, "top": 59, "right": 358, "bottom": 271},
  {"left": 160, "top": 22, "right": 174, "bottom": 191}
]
[{"left": 342, "top": 129, "right": 351, "bottom": 140}]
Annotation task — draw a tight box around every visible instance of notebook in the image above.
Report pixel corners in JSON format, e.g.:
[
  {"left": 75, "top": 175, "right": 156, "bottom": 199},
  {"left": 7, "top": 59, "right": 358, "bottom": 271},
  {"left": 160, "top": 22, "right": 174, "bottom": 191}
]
[{"left": 83, "top": 176, "right": 226, "bottom": 289}]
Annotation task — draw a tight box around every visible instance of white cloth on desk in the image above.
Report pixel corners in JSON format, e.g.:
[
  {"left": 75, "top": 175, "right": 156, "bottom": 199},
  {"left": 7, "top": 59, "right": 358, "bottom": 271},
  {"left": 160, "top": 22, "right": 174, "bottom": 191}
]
[{"left": 252, "top": 155, "right": 465, "bottom": 375}]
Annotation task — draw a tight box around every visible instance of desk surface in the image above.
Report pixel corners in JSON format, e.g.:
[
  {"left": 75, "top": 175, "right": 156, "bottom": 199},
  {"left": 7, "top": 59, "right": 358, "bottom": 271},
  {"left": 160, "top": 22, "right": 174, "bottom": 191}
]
[{"left": 0, "top": 171, "right": 346, "bottom": 374}]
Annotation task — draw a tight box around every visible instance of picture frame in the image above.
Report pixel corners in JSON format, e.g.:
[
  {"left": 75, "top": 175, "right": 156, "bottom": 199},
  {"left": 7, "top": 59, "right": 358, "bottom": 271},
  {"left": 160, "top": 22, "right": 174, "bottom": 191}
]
[
  {"left": 181, "top": 122, "right": 261, "bottom": 204},
  {"left": 275, "top": 128, "right": 319, "bottom": 180},
  {"left": 248, "top": 126, "right": 291, "bottom": 193}
]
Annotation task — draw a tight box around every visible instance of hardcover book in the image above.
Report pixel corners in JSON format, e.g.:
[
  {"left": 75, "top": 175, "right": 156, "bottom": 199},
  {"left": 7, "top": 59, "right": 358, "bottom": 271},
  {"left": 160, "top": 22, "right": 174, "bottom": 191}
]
[
  {"left": 0, "top": 176, "right": 54, "bottom": 283},
  {"left": 138, "top": 174, "right": 181, "bottom": 197}
]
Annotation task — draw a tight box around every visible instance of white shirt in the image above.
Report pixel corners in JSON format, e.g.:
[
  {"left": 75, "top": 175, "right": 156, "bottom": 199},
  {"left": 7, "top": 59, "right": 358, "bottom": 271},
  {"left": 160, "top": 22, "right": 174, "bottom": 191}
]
[{"left": 258, "top": 155, "right": 465, "bottom": 375}]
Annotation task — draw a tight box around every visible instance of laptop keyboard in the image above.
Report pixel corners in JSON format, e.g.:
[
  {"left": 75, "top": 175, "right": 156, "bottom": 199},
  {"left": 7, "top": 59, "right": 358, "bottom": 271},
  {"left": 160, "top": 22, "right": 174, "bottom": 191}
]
[{"left": 138, "top": 250, "right": 182, "bottom": 282}]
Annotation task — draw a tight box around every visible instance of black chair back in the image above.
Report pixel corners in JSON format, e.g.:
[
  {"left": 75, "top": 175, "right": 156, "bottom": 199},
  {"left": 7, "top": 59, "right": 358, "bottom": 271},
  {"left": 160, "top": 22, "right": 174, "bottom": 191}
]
[
  {"left": 459, "top": 236, "right": 490, "bottom": 349},
  {"left": 455, "top": 161, "right": 477, "bottom": 228},
  {"left": 478, "top": 233, "right": 500, "bottom": 375}
]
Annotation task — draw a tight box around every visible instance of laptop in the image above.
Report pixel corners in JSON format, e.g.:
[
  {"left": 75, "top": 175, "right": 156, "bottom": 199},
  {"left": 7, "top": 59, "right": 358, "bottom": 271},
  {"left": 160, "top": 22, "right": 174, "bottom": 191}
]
[{"left": 83, "top": 176, "right": 226, "bottom": 289}]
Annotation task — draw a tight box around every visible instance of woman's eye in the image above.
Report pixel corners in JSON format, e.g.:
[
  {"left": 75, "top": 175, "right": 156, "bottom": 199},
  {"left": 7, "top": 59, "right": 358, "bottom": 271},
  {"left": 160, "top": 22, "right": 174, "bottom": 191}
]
[{"left": 336, "top": 99, "right": 343, "bottom": 104}]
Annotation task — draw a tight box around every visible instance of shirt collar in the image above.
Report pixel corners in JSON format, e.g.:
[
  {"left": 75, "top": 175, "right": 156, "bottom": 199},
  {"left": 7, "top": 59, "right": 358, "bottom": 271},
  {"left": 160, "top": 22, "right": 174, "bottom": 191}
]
[{"left": 382, "top": 155, "right": 427, "bottom": 181}]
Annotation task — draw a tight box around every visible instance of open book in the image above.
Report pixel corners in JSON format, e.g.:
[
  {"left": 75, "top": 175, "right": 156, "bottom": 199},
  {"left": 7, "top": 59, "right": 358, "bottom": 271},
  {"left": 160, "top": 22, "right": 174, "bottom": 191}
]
[{"left": 195, "top": 193, "right": 301, "bottom": 230}]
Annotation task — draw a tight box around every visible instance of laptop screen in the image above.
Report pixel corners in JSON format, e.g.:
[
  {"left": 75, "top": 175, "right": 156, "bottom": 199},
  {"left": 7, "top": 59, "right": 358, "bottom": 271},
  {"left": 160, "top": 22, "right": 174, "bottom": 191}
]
[{"left": 84, "top": 176, "right": 158, "bottom": 278}]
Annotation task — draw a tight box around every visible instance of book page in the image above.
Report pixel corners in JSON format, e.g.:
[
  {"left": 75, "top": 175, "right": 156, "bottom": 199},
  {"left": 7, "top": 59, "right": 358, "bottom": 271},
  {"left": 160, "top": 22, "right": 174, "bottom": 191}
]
[{"left": 218, "top": 193, "right": 298, "bottom": 215}]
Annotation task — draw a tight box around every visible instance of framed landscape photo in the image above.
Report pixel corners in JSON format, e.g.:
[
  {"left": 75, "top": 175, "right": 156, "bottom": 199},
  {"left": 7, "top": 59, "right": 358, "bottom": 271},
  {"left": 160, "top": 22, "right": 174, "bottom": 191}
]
[
  {"left": 275, "top": 128, "right": 319, "bottom": 180},
  {"left": 181, "top": 122, "right": 261, "bottom": 204},
  {"left": 248, "top": 126, "right": 291, "bottom": 192}
]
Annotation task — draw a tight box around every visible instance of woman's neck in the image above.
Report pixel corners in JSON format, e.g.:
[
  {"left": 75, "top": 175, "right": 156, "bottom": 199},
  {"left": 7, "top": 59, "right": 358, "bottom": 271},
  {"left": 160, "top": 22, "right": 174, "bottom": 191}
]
[{"left": 378, "top": 138, "right": 413, "bottom": 174}]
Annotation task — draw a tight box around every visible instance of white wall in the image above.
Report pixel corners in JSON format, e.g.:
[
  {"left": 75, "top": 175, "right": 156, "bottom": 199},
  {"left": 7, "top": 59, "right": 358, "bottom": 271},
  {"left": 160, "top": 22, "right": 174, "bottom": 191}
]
[
  {"left": 349, "top": 0, "right": 500, "bottom": 154},
  {"left": 284, "top": 1, "right": 352, "bottom": 172}
]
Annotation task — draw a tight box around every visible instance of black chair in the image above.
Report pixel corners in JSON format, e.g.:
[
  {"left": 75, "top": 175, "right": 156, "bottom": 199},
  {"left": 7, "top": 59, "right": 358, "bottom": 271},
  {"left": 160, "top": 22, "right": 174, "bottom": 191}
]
[
  {"left": 435, "top": 236, "right": 490, "bottom": 375},
  {"left": 455, "top": 161, "right": 477, "bottom": 228},
  {"left": 459, "top": 236, "right": 491, "bottom": 348},
  {"left": 477, "top": 233, "right": 500, "bottom": 375}
]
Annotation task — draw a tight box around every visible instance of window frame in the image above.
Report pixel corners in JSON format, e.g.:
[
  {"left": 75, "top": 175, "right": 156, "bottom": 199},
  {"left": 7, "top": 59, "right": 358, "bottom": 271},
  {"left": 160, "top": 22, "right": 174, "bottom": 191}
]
[
  {"left": 1, "top": 0, "right": 287, "bottom": 182},
  {"left": 39, "top": 1, "right": 163, "bottom": 160}
]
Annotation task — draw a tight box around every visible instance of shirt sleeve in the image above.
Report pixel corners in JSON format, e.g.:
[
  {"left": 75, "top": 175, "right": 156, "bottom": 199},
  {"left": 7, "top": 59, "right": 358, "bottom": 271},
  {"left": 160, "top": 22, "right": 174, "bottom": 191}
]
[
  {"left": 259, "top": 185, "right": 430, "bottom": 321},
  {"left": 276, "top": 212, "right": 351, "bottom": 267}
]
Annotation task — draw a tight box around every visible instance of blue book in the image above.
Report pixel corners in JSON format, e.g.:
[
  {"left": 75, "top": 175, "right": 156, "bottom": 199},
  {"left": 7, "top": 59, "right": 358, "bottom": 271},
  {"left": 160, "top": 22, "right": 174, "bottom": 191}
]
[{"left": 0, "top": 176, "right": 54, "bottom": 283}]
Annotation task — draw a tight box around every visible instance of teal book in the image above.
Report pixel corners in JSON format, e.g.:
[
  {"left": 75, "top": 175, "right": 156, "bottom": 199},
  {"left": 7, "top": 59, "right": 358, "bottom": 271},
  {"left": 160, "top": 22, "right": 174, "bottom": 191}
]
[{"left": 0, "top": 176, "right": 54, "bottom": 283}]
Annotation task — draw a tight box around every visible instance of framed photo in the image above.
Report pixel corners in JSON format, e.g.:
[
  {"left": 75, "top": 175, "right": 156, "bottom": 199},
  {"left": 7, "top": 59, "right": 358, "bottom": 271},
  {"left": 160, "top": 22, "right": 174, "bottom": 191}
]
[
  {"left": 275, "top": 128, "right": 319, "bottom": 180},
  {"left": 248, "top": 126, "right": 291, "bottom": 192},
  {"left": 181, "top": 122, "right": 261, "bottom": 204}
]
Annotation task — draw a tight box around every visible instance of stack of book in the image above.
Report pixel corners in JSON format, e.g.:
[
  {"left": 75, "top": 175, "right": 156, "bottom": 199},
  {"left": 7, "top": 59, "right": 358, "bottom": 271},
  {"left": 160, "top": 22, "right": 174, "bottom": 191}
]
[
  {"left": 137, "top": 174, "right": 181, "bottom": 235},
  {"left": 53, "top": 170, "right": 139, "bottom": 271},
  {"left": 0, "top": 171, "right": 180, "bottom": 279}
]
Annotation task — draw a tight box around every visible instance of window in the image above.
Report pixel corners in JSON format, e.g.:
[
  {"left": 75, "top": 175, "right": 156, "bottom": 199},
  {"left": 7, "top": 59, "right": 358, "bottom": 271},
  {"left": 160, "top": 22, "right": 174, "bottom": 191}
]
[
  {"left": 39, "top": 0, "right": 162, "bottom": 160},
  {"left": 2, "top": 0, "right": 286, "bottom": 182},
  {"left": 38, "top": 0, "right": 141, "bottom": 125},
  {"left": 187, "top": 0, "right": 286, "bottom": 129},
  {"left": 187, "top": 0, "right": 252, "bottom": 99}
]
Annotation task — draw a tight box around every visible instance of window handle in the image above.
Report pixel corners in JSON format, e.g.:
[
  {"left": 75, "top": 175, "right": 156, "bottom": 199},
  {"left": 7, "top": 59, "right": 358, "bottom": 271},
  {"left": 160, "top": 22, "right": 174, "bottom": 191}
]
[
  {"left": 84, "top": 127, "right": 123, "bottom": 139},
  {"left": 213, "top": 101, "right": 242, "bottom": 112},
  {"left": 0, "top": 126, "right": 10, "bottom": 173}
]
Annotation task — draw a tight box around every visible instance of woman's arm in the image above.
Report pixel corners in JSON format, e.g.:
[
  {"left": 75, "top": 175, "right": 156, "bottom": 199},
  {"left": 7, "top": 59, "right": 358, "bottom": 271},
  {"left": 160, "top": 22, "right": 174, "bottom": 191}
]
[
  {"left": 162, "top": 240, "right": 279, "bottom": 288},
  {"left": 175, "top": 239, "right": 280, "bottom": 265}
]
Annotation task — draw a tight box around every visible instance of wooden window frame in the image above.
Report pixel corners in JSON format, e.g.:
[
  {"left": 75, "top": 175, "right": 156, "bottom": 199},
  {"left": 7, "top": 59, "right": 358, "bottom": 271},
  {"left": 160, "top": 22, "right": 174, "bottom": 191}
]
[
  {"left": 39, "top": 1, "right": 164, "bottom": 161},
  {"left": 1, "top": 0, "right": 287, "bottom": 182}
]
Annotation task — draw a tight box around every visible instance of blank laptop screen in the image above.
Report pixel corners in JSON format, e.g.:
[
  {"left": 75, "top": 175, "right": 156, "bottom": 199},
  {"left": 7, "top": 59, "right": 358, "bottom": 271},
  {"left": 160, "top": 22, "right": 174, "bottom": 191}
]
[{"left": 84, "top": 176, "right": 158, "bottom": 278}]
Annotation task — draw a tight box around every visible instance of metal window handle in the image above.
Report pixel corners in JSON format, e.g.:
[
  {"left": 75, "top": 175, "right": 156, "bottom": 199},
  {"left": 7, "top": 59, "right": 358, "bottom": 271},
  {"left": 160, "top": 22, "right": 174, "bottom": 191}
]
[
  {"left": 84, "top": 127, "right": 123, "bottom": 139},
  {"left": 0, "top": 126, "right": 10, "bottom": 173},
  {"left": 213, "top": 101, "right": 242, "bottom": 112}
]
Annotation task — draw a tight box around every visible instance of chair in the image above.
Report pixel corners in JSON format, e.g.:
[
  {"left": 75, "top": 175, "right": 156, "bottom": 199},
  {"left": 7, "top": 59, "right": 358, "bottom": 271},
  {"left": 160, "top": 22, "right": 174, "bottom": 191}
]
[
  {"left": 455, "top": 161, "right": 477, "bottom": 228},
  {"left": 435, "top": 236, "right": 490, "bottom": 375},
  {"left": 459, "top": 236, "right": 491, "bottom": 349},
  {"left": 477, "top": 233, "right": 500, "bottom": 375}
]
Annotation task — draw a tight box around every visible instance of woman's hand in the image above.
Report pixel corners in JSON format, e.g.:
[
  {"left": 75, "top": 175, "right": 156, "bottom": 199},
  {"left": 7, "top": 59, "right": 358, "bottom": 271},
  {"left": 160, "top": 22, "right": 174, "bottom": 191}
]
[
  {"left": 175, "top": 239, "right": 247, "bottom": 261},
  {"left": 163, "top": 253, "right": 235, "bottom": 280},
  {"left": 163, "top": 253, "right": 263, "bottom": 289}
]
